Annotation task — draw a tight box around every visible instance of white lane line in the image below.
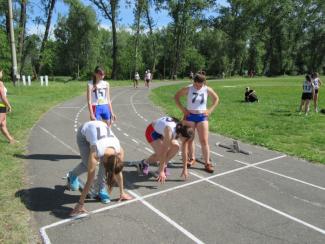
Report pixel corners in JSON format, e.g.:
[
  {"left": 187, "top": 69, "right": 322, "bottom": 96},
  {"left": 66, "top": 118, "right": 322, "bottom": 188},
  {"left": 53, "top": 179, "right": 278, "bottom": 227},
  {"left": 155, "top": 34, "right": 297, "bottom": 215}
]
[
  {"left": 56, "top": 106, "right": 81, "bottom": 109},
  {"left": 190, "top": 171, "right": 325, "bottom": 236},
  {"left": 145, "top": 147, "right": 154, "bottom": 153},
  {"left": 38, "top": 126, "right": 79, "bottom": 155},
  {"left": 235, "top": 160, "right": 325, "bottom": 191},
  {"left": 128, "top": 190, "right": 204, "bottom": 244},
  {"left": 117, "top": 127, "right": 121, "bottom": 131},
  {"left": 123, "top": 133, "right": 129, "bottom": 137},
  {"left": 39, "top": 154, "right": 286, "bottom": 241},
  {"left": 132, "top": 139, "right": 139, "bottom": 144}
]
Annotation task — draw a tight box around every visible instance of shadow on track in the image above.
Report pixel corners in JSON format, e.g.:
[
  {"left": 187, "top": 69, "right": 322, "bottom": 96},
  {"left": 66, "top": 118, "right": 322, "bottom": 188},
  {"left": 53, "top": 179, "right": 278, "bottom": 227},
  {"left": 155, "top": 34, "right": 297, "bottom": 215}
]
[{"left": 14, "top": 154, "right": 81, "bottom": 161}]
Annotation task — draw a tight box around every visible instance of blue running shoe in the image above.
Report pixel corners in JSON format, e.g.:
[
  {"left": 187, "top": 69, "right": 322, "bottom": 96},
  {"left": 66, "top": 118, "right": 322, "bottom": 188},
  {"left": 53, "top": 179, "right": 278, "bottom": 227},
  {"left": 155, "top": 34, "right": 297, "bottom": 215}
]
[
  {"left": 98, "top": 188, "right": 111, "bottom": 204},
  {"left": 67, "top": 172, "right": 79, "bottom": 191}
]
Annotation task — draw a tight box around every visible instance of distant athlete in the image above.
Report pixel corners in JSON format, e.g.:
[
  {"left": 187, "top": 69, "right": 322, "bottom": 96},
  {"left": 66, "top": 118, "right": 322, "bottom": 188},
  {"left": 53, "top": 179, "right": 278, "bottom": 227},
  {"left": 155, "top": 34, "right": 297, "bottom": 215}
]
[
  {"left": 138, "top": 116, "right": 194, "bottom": 183},
  {"left": 69, "top": 120, "right": 132, "bottom": 216},
  {"left": 144, "top": 70, "right": 152, "bottom": 88},
  {"left": 311, "top": 72, "right": 322, "bottom": 112},
  {"left": 87, "top": 66, "right": 116, "bottom": 126},
  {"left": 134, "top": 72, "right": 140, "bottom": 88},
  {"left": 175, "top": 72, "right": 219, "bottom": 173},
  {"left": 299, "top": 74, "right": 314, "bottom": 115}
]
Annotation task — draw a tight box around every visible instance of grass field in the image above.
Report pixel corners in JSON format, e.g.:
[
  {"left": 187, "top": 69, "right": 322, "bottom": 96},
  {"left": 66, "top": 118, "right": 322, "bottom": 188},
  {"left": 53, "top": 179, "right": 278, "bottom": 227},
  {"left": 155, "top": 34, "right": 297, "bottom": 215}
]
[
  {"left": 150, "top": 76, "right": 325, "bottom": 164},
  {"left": 0, "top": 79, "right": 130, "bottom": 243}
]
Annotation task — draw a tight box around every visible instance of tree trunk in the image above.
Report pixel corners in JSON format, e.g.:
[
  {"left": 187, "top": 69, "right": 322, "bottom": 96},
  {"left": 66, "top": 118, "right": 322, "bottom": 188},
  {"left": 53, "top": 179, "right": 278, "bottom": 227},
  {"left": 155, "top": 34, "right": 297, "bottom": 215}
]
[
  {"left": 18, "top": 0, "right": 27, "bottom": 75},
  {"left": 134, "top": 0, "right": 143, "bottom": 74},
  {"left": 145, "top": 1, "right": 157, "bottom": 75},
  {"left": 36, "top": 0, "right": 56, "bottom": 77}
]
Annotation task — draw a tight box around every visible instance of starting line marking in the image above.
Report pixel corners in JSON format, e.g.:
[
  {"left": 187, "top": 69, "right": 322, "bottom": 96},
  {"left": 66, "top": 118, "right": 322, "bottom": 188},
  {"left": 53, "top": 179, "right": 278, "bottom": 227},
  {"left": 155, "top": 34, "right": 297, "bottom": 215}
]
[{"left": 190, "top": 171, "right": 325, "bottom": 236}]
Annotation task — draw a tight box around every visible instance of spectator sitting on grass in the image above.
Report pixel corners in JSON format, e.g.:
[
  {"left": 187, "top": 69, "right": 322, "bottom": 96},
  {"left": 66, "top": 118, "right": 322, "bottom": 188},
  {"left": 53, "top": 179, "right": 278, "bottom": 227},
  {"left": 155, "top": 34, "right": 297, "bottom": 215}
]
[{"left": 245, "top": 87, "right": 259, "bottom": 103}]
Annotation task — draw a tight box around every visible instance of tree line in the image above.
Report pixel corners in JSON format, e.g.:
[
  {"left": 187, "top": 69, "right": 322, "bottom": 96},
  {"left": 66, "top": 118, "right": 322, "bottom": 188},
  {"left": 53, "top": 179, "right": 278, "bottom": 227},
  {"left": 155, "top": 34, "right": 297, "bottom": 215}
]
[{"left": 0, "top": 0, "right": 324, "bottom": 82}]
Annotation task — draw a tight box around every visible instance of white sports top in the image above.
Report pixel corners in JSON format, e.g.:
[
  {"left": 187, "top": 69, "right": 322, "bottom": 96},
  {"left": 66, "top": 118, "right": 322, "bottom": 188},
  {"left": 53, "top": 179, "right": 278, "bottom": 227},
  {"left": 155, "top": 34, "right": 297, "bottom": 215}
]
[
  {"left": 187, "top": 85, "right": 208, "bottom": 111},
  {"left": 0, "top": 85, "right": 7, "bottom": 104},
  {"left": 135, "top": 73, "right": 140, "bottom": 80},
  {"left": 303, "top": 80, "right": 313, "bottom": 93},
  {"left": 153, "top": 117, "right": 177, "bottom": 138},
  {"left": 81, "top": 121, "right": 120, "bottom": 158},
  {"left": 146, "top": 73, "right": 151, "bottom": 80},
  {"left": 88, "top": 80, "right": 109, "bottom": 105},
  {"left": 313, "top": 78, "right": 320, "bottom": 89}
]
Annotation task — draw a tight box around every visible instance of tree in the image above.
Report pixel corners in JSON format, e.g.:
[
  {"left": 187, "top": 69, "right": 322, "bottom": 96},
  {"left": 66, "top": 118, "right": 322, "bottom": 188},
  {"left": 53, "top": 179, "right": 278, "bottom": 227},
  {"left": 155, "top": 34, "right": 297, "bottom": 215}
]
[
  {"left": 90, "top": 0, "right": 119, "bottom": 79},
  {"left": 36, "top": 0, "right": 57, "bottom": 76}
]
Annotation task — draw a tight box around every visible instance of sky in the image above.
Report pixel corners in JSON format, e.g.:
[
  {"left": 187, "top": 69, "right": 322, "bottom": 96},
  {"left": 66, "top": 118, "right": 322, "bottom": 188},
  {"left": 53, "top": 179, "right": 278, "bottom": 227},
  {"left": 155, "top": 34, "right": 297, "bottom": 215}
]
[{"left": 25, "top": 0, "right": 227, "bottom": 36}]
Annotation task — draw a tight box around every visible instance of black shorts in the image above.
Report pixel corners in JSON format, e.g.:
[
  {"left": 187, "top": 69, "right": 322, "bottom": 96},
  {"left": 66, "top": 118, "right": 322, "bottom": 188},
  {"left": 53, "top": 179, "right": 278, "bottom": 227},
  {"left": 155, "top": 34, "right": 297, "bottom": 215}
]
[
  {"left": 315, "top": 89, "right": 319, "bottom": 94},
  {"left": 145, "top": 79, "right": 150, "bottom": 83},
  {"left": 301, "top": 92, "right": 312, "bottom": 100},
  {"left": 0, "top": 107, "right": 7, "bottom": 113}
]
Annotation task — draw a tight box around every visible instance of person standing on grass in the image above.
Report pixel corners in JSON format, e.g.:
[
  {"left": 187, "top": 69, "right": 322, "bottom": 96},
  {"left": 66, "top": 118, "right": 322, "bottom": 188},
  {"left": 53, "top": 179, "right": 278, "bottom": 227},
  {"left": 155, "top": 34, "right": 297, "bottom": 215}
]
[
  {"left": 69, "top": 120, "right": 132, "bottom": 216},
  {"left": 138, "top": 116, "right": 194, "bottom": 183},
  {"left": 311, "top": 72, "right": 322, "bottom": 113},
  {"left": 87, "top": 66, "right": 116, "bottom": 127},
  {"left": 174, "top": 72, "right": 219, "bottom": 174},
  {"left": 0, "top": 69, "right": 16, "bottom": 144},
  {"left": 299, "top": 74, "right": 314, "bottom": 115}
]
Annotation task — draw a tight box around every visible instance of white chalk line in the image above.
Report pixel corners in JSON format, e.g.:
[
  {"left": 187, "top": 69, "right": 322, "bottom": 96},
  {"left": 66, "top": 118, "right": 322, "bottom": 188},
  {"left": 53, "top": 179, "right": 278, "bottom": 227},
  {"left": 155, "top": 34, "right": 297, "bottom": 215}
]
[
  {"left": 234, "top": 160, "right": 325, "bottom": 191},
  {"left": 39, "top": 154, "right": 285, "bottom": 243},
  {"left": 190, "top": 171, "right": 325, "bottom": 236},
  {"left": 128, "top": 190, "right": 204, "bottom": 244}
]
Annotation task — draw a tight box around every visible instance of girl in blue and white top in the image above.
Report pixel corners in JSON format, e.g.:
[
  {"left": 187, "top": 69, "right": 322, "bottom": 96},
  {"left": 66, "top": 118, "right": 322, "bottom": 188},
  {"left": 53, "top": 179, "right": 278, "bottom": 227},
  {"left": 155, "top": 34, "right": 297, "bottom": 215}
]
[
  {"left": 140, "top": 116, "right": 194, "bottom": 183},
  {"left": 175, "top": 72, "right": 219, "bottom": 174},
  {"left": 311, "top": 72, "right": 322, "bottom": 112},
  {"left": 299, "top": 74, "right": 314, "bottom": 115},
  {"left": 87, "top": 66, "right": 116, "bottom": 126},
  {"left": 0, "top": 69, "right": 16, "bottom": 144}
]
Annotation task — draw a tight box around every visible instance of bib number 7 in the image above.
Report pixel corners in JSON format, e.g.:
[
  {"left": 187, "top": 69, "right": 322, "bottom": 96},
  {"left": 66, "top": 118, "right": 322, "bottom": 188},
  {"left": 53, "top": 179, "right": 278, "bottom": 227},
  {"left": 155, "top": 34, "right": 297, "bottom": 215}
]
[{"left": 192, "top": 92, "right": 204, "bottom": 104}]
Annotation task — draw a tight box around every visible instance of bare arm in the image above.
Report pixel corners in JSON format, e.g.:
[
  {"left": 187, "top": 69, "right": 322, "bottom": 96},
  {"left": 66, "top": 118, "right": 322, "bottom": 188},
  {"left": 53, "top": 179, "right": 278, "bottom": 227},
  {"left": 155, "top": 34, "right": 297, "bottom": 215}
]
[
  {"left": 174, "top": 87, "right": 189, "bottom": 115},
  {"left": 156, "top": 127, "right": 173, "bottom": 183},
  {"left": 70, "top": 148, "right": 97, "bottom": 216},
  {"left": 106, "top": 84, "right": 116, "bottom": 121},
  {"left": 87, "top": 84, "right": 96, "bottom": 120},
  {"left": 206, "top": 87, "right": 219, "bottom": 116}
]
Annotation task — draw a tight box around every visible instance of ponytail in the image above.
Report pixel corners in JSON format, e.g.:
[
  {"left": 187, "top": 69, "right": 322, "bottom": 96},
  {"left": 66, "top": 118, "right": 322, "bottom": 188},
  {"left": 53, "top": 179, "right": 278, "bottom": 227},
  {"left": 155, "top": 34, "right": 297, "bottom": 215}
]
[
  {"left": 175, "top": 123, "right": 194, "bottom": 140},
  {"left": 103, "top": 154, "right": 124, "bottom": 193}
]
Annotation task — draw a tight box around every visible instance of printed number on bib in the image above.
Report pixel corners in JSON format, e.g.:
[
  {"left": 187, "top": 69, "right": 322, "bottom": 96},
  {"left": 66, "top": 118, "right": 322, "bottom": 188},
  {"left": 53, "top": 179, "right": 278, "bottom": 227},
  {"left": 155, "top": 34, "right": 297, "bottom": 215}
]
[
  {"left": 96, "top": 127, "right": 112, "bottom": 140},
  {"left": 192, "top": 92, "right": 204, "bottom": 104}
]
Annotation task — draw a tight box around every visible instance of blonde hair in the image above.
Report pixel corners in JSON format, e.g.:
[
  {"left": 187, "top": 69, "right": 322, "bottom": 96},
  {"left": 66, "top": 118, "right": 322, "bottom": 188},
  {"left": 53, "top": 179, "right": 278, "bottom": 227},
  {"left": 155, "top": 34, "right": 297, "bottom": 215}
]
[{"left": 103, "top": 154, "right": 124, "bottom": 193}]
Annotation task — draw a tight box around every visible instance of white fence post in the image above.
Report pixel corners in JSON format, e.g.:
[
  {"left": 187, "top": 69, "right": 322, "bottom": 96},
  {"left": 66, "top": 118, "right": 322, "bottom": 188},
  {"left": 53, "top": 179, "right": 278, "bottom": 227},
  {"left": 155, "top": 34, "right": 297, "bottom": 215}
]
[
  {"left": 40, "top": 76, "right": 44, "bottom": 86},
  {"left": 27, "top": 76, "right": 31, "bottom": 86},
  {"left": 22, "top": 75, "right": 26, "bottom": 86},
  {"left": 45, "top": 75, "right": 48, "bottom": 86}
]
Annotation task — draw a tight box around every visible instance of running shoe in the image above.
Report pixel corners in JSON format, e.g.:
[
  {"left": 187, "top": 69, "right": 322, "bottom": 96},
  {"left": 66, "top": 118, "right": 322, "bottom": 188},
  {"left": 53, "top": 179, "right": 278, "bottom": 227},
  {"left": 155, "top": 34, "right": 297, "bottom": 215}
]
[
  {"left": 67, "top": 172, "right": 79, "bottom": 191},
  {"left": 139, "top": 159, "right": 149, "bottom": 176},
  {"left": 98, "top": 188, "right": 111, "bottom": 204}
]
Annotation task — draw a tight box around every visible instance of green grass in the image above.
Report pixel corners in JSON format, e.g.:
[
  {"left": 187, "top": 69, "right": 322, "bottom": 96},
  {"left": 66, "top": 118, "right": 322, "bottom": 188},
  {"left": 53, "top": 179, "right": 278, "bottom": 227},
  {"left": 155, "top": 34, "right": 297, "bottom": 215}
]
[
  {"left": 150, "top": 76, "right": 325, "bottom": 164},
  {"left": 0, "top": 79, "right": 130, "bottom": 243}
]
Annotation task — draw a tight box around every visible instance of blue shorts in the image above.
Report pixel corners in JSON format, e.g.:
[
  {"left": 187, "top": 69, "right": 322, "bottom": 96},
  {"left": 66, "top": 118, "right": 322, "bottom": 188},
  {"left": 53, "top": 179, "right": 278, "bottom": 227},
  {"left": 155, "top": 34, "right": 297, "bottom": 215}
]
[
  {"left": 186, "top": 113, "right": 208, "bottom": 123},
  {"left": 92, "top": 104, "right": 111, "bottom": 120}
]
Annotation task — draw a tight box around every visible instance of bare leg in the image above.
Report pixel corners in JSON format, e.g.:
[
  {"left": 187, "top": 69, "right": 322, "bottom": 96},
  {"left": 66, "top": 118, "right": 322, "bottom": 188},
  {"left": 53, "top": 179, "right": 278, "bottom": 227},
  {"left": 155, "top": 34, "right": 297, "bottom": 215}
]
[
  {"left": 0, "top": 114, "right": 14, "bottom": 143},
  {"left": 305, "top": 100, "right": 310, "bottom": 114},
  {"left": 299, "top": 100, "right": 305, "bottom": 112},
  {"left": 182, "top": 120, "right": 196, "bottom": 162},
  {"left": 314, "top": 93, "right": 318, "bottom": 111},
  {"left": 196, "top": 121, "right": 210, "bottom": 165}
]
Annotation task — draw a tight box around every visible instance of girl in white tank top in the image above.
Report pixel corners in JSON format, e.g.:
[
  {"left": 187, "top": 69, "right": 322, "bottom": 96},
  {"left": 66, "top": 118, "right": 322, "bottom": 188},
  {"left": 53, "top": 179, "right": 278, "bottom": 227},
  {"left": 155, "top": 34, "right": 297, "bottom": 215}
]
[
  {"left": 141, "top": 116, "right": 194, "bottom": 183},
  {"left": 175, "top": 72, "right": 219, "bottom": 174}
]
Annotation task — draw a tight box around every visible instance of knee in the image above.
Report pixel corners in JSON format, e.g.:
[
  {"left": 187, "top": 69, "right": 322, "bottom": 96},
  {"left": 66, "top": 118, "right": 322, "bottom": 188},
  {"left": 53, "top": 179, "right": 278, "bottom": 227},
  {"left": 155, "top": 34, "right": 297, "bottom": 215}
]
[{"left": 199, "top": 139, "right": 209, "bottom": 146}]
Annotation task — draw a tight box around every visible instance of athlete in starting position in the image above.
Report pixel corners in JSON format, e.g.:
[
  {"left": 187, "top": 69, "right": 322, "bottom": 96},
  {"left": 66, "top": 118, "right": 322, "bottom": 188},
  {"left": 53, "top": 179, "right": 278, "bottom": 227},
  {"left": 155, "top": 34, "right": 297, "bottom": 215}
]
[
  {"left": 138, "top": 116, "right": 194, "bottom": 183},
  {"left": 68, "top": 120, "right": 132, "bottom": 216}
]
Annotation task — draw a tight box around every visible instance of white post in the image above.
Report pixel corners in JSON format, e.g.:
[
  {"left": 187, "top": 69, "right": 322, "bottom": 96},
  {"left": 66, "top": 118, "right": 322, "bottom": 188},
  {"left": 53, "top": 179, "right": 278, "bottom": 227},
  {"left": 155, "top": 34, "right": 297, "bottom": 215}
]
[
  {"left": 45, "top": 75, "right": 48, "bottom": 86},
  {"left": 22, "top": 75, "right": 26, "bottom": 86},
  {"left": 40, "top": 76, "right": 44, "bottom": 86},
  {"left": 27, "top": 76, "right": 31, "bottom": 86}
]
